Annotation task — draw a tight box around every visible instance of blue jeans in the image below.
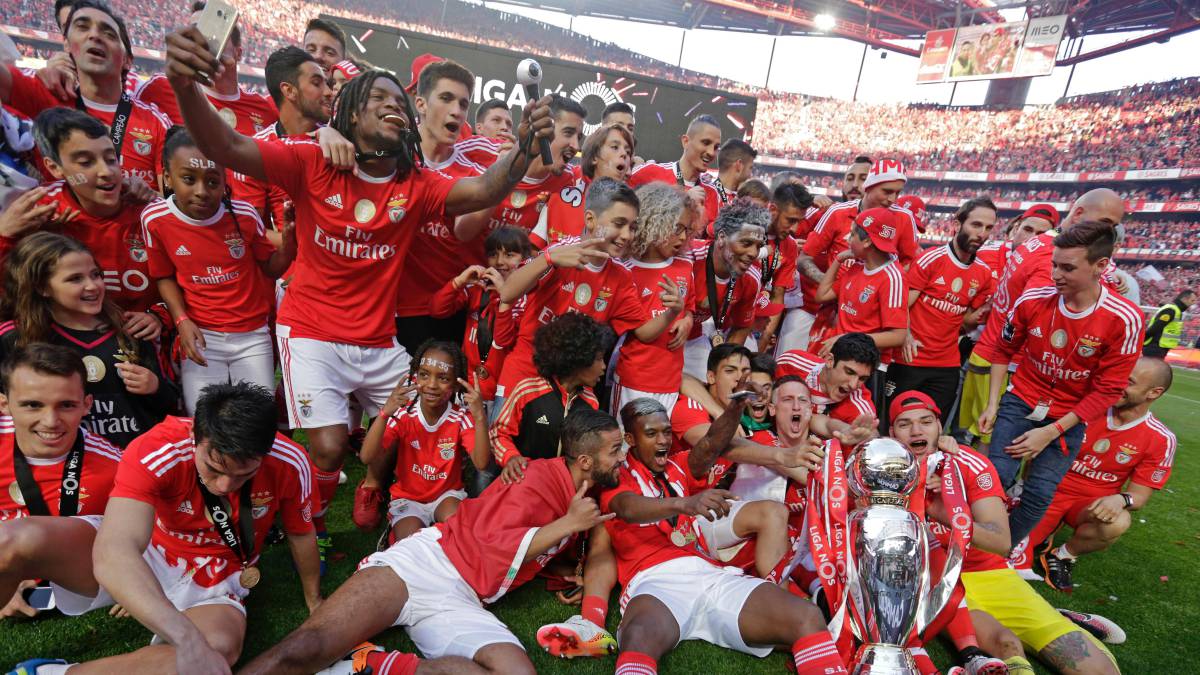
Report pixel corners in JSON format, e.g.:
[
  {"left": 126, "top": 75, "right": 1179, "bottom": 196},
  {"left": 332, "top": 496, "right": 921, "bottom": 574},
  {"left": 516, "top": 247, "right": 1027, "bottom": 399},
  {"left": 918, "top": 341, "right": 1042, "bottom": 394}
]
[{"left": 986, "top": 392, "right": 1086, "bottom": 547}]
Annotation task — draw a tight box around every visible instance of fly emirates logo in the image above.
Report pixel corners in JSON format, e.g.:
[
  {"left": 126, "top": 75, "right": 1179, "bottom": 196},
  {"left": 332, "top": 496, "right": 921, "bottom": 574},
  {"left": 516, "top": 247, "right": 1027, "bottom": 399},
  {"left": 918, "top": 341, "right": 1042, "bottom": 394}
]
[
  {"left": 1033, "top": 351, "right": 1091, "bottom": 381},
  {"left": 313, "top": 223, "right": 398, "bottom": 260}
]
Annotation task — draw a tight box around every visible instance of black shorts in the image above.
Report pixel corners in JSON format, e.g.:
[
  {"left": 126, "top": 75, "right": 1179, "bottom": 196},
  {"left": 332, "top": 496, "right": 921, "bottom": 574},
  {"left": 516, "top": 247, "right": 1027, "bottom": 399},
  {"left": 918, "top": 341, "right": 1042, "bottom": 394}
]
[
  {"left": 395, "top": 313, "right": 467, "bottom": 357},
  {"left": 885, "top": 363, "right": 961, "bottom": 427}
]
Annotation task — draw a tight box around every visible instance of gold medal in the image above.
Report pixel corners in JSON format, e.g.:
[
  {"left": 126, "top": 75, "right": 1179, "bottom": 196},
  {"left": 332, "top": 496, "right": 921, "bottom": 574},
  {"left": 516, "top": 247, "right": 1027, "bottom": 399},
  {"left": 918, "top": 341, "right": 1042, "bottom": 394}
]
[
  {"left": 239, "top": 566, "right": 261, "bottom": 589},
  {"left": 710, "top": 333, "right": 725, "bottom": 348},
  {"left": 8, "top": 481, "right": 25, "bottom": 506},
  {"left": 82, "top": 355, "right": 106, "bottom": 382}
]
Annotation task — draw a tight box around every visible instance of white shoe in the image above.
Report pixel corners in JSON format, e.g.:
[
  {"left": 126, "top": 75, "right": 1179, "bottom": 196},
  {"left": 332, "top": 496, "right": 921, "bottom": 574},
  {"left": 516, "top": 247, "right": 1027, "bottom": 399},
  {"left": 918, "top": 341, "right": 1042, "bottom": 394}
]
[
  {"left": 1057, "top": 608, "right": 1127, "bottom": 644},
  {"left": 338, "top": 470, "right": 348, "bottom": 485},
  {"left": 536, "top": 615, "right": 617, "bottom": 658},
  {"left": 1015, "top": 566, "right": 1042, "bottom": 581},
  {"left": 314, "top": 643, "right": 382, "bottom": 674}
]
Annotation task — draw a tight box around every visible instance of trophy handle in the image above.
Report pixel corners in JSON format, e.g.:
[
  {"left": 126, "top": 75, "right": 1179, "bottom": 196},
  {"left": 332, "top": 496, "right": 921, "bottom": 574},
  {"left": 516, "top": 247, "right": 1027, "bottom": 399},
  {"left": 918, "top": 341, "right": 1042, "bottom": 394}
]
[{"left": 916, "top": 458, "right": 969, "bottom": 639}]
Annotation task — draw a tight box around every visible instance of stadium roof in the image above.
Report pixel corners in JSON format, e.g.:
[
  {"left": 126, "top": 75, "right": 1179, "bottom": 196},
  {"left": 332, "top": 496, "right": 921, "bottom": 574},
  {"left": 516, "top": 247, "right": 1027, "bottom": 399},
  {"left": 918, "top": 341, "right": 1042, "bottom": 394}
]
[{"left": 496, "top": 0, "right": 1200, "bottom": 61}]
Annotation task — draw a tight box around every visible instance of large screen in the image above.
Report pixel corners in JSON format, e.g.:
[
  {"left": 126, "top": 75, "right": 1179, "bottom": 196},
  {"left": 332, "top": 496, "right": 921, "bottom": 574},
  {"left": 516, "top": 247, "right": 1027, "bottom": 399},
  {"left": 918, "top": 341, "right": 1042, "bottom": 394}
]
[
  {"left": 917, "top": 15, "right": 1067, "bottom": 84},
  {"left": 322, "top": 15, "right": 757, "bottom": 164}
]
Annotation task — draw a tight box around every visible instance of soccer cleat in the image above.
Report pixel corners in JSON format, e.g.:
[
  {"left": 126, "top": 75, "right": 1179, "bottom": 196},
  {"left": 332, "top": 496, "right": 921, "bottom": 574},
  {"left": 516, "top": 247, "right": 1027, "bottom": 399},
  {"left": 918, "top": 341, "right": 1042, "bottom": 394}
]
[
  {"left": 1015, "top": 566, "right": 1042, "bottom": 582},
  {"left": 946, "top": 668, "right": 966, "bottom": 675},
  {"left": 7, "top": 659, "right": 69, "bottom": 675},
  {"left": 352, "top": 481, "right": 385, "bottom": 531},
  {"left": 314, "top": 642, "right": 383, "bottom": 674},
  {"left": 961, "top": 646, "right": 1008, "bottom": 675},
  {"left": 536, "top": 615, "right": 617, "bottom": 658},
  {"left": 1057, "top": 608, "right": 1127, "bottom": 645},
  {"left": 1039, "top": 548, "right": 1076, "bottom": 592}
]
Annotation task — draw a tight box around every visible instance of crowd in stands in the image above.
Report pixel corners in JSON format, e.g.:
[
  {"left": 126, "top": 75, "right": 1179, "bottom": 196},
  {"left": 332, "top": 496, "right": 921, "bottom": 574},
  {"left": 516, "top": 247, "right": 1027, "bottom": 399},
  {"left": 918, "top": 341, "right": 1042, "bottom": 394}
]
[{"left": 920, "top": 213, "right": 1200, "bottom": 251}]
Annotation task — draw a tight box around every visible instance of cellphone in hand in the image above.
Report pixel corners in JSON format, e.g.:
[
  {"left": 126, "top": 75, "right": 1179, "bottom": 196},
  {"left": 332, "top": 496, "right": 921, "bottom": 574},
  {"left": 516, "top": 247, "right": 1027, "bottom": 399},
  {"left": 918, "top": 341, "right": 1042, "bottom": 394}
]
[
  {"left": 22, "top": 584, "right": 56, "bottom": 611},
  {"left": 729, "top": 390, "right": 758, "bottom": 403},
  {"left": 195, "top": 0, "right": 239, "bottom": 58}
]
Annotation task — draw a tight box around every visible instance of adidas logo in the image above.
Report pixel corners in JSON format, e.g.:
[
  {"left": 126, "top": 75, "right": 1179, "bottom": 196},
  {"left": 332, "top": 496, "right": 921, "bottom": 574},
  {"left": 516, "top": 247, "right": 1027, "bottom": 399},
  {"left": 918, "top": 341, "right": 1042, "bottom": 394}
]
[
  {"left": 175, "top": 244, "right": 191, "bottom": 256},
  {"left": 641, "top": 287, "right": 652, "bottom": 297},
  {"left": 411, "top": 440, "right": 420, "bottom": 449},
  {"left": 535, "top": 415, "right": 550, "bottom": 425},
  {"left": 325, "top": 193, "right": 344, "bottom": 209},
  {"left": 1030, "top": 326, "right": 1044, "bottom": 337},
  {"left": 177, "top": 499, "right": 193, "bottom": 515},
  {"left": 934, "top": 275, "right": 946, "bottom": 285},
  {"left": 561, "top": 282, "right": 575, "bottom": 293}
]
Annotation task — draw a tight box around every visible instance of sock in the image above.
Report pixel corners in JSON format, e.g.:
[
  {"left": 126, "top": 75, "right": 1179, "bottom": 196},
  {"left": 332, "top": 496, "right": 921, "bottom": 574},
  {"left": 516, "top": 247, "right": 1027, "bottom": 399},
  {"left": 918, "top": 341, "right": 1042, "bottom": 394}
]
[
  {"left": 364, "top": 651, "right": 420, "bottom": 675},
  {"left": 1004, "top": 655, "right": 1036, "bottom": 674},
  {"left": 314, "top": 467, "right": 341, "bottom": 532},
  {"left": 615, "top": 651, "right": 657, "bottom": 675},
  {"left": 1054, "top": 543, "right": 1077, "bottom": 560},
  {"left": 39, "top": 665, "right": 72, "bottom": 675},
  {"left": 581, "top": 594, "right": 608, "bottom": 628},
  {"left": 945, "top": 601, "right": 980, "bottom": 651},
  {"left": 792, "top": 633, "right": 848, "bottom": 674},
  {"left": 909, "top": 647, "right": 938, "bottom": 675}
]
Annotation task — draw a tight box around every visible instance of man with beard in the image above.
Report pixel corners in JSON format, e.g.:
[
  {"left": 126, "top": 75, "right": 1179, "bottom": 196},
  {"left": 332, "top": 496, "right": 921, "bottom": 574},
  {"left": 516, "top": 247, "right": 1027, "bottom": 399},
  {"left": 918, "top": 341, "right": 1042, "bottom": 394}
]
[
  {"left": 756, "top": 184, "right": 813, "bottom": 356},
  {"left": 302, "top": 18, "right": 347, "bottom": 71},
  {"left": 242, "top": 409, "right": 624, "bottom": 675},
  {"left": 713, "top": 139, "right": 757, "bottom": 211},
  {"left": 629, "top": 114, "right": 723, "bottom": 228},
  {"left": 889, "top": 198, "right": 997, "bottom": 421}
]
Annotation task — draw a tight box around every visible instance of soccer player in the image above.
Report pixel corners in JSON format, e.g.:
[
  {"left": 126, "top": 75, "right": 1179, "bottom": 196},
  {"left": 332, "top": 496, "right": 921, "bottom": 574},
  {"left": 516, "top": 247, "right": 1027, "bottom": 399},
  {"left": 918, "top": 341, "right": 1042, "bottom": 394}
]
[
  {"left": 813, "top": 207, "right": 908, "bottom": 427},
  {"left": 713, "top": 138, "right": 757, "bottom": 210},
  {"left": 1027, "top": 357, "right": 1176, "bottom": 592},
  {"left": 757, "top": 183, "right": 812, "bottom": 355},
  {"left": 131, "top": 2, "right": 277, "bottom": 134},
  {"left": 164, "top": 24, "right": 555, "bottom": 549},
  {"left": 474, "top": 99, "right": 514, "bottom": 143},
  {"left": 889, "top": 198, "right": 997, "bottom": 421},
  {"left": 681, "top": 199, "right": 766, "bottom": 379},
  {"left": 0, "top": 344, "right": 121, "bottom": 620},
  {"left": 491, "top": 313, "right": 607, "bottom": 483},
  {"left": 979, "top": 221, "right": 1145, "bottom": 547},
  {"left": 302, "top": 18, "right": 347, "bottom": 70},
  {"left": 12, "top": 382, "right": 320, "bottom": 674},
  {"left": 1142, "top": 289, "right": 1194, "bottom": 357},
  {"left": 602, "top": 401, "right": 847, "bottom": 675},
  {"left": 240, "top": 410, "right": 624, "bottom": 675},
  {"left": 0, "top": 0, "right": 171, "bottom": 190},
  {"left": 958, "top": 203, "right": 1059, "bottom": 446},
  {"left": 775, "top": 332, "right": 879, "bottom": 434},
  {"left": 610, "top": 182, "right": 696, "bottom": 414},
  {"left": 495, "top": 178, "right": 682, "bottom": 399},
  {"left": 628, "top": 113, "right": 723, "bottom": 227},
  {"left": 601, "top": 101, "right": 636, "bottom": 135},
  {"left": 530, "top": 123, "right": 634, "bottom": 249}
]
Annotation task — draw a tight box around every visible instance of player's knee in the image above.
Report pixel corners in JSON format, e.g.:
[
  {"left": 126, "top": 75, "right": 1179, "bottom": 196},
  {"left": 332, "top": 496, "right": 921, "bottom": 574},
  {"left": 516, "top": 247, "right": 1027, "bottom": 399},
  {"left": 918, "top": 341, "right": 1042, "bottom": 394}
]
[
  {"left": 0, "top": 523, "right": 38, "bottom": 571},
  {"left": 616, "top": 615, "right": 671, "bottom": 655},
  {"left": 205, "top": 627, "right": 245, "bottom": 665},
  {"left": 755, "top": 499, "right": 789, "bottom": 529},
  {"left": 782, "top": 592, "right": 828, "bottom": 638},
  {"left": 994, "top": 626, "right": 1023, "bottom": 657},
  {"left": 1108, "top": 509, "right": 1132, "bottom": 536}
]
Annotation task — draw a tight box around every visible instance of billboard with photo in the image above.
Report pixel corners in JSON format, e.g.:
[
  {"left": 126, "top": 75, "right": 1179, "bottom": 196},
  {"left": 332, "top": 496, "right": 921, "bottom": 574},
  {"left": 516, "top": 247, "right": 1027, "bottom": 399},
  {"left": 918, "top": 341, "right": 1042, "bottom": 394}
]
[
  {"left": 322, "top": 15, "right": 757, "bottom": 163},
  {"left": 917, "top": 15, "right": 1067, "bottom": 84}
]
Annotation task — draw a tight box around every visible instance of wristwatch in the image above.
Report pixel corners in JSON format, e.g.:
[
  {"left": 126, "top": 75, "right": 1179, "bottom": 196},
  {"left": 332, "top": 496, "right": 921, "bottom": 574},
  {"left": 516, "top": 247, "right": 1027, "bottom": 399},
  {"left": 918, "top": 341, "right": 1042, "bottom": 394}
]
[{"left": 1120, "top": 492, "right": 1134, "bottom": 510}]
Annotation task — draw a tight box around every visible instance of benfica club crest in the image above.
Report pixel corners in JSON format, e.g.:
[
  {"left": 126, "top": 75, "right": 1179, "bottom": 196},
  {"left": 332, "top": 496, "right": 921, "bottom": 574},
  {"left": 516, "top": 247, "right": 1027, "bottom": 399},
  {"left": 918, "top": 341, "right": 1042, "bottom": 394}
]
[
  {"left": 127, "top": 234, "right": 148, "bottom": 262},
  {"left": 388, "top": 195, "right": 409, "bottom": 224},
  {"left": 438, "top": 440, "right": 456, "bottom": 461},
  {"left": 225, "top": 232, "right": 245, "bottom": 259},
  {"left": 859, "top": 286, "right": 874, "bottom": 303}
]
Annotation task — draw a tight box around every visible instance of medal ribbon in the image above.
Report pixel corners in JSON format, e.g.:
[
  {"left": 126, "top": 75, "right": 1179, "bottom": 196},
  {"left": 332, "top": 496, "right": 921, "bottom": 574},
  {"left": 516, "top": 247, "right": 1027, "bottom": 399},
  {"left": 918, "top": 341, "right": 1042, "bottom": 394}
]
[
  {"left": 197, "top": 478, "right": 256, "bottom": 572},
  {"left": 11, "top": 433, "right": 86, "bottom": 517},
  {"left": 705, "top": 240, "right": 738, "bottom": 331},
  {"left": 76, "top": 91, "right": 135, "bottom": 155}
]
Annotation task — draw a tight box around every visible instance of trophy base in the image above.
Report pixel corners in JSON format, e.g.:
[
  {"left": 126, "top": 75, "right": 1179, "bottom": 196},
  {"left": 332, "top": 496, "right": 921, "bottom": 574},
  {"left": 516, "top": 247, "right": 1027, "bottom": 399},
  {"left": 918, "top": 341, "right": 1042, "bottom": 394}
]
[{"left": 851, "top": 644, "right": 920, "bottom": 675}]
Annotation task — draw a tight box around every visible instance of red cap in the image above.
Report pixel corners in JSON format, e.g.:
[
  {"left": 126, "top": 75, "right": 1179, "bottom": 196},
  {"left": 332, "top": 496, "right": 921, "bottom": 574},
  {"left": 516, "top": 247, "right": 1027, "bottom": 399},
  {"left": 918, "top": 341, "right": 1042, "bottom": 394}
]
[
  {"left": 855, "top": 207, "right": 899, "bottom": 254},
  {"left": 896, "top": 195, "right": 927, "bottom": 233},
  {"left": 1018, "top": 203, "right": 1060, "bottom": 229},
  {"left": 406, "top": 53, "right": 445, "bottom": 93},
  {"left": 332, "top": 60, "right": 362, "bottom": 81},
  {"left": 755, "top": 301, "right": 785, "bottom": 319},
  {"left": 888, "top": 390, "right": 941, "bottom": 424}
]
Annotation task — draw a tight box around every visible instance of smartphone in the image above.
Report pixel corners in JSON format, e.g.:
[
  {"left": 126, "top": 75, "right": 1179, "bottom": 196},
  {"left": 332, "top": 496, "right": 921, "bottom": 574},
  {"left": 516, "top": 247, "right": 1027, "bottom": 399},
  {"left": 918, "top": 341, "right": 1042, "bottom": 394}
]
[
  {"left": 22, "top": 584, "right": 56, "bottom": 611},
  {"left": 729, "top": 390, "right": 759, "bottom": 403},
  {"left": 195, "top": 0, "right": 239, "bottom": 59}
]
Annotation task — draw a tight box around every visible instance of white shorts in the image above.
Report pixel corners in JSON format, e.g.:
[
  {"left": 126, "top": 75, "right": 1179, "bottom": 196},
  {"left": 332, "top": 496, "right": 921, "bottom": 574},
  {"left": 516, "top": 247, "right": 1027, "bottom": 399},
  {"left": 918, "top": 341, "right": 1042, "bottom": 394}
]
[
  {"left": 609, "top": 379, "right": 679, "bottom": 424},
  {"left": 683, "top": 334, "right": 713, "bottom": 382},
  {"left": 53, "top": 517, "right": 248, "bottom": 618},
  {"left": 277, "top": 332, "right": 411, "bottom": 429},
  {"left": 180, "top": 325, "right": 275, "bottom": 415},
  {"left": 695, "top": 499, "right": 749, "bottom": 558},
  {"left": 619, "top": 556, "right": 770, "bottom": 657},
  {"left": 359, "top": 527, "right": 522, "bottom": 660},
  {"left": 387, "top": 490, "right": 468, "bottom": 528},
  {"left": 776, "top": 308, "right": 816, "bottom": 356}
]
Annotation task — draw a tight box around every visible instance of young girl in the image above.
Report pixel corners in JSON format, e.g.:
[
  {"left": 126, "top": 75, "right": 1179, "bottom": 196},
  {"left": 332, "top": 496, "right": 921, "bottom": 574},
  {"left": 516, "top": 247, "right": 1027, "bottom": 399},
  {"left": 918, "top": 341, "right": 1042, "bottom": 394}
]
[
  {"left": 531, "top": 124, "right": 634, "bottom": 249},
  {"left": 0, "top": 232, "right": 177, "bottom": 447},
  {"left": 353, "top": 340, "right": 490, "bottom": 544},
  {"left": 429, "top": 226, "right": 532, "bottom": 402},
  {"left": 141, "top": 127, "right": 295, "bottom": 414}
]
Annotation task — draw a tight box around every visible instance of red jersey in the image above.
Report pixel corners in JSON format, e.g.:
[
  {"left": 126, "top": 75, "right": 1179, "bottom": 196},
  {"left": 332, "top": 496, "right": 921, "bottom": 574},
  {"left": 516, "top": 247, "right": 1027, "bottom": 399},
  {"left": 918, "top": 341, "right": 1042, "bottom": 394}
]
[
  {"left": 800, "top": 201, "right": 857, "bottom": 313},
  {"left": 530, "top": 175, "right": 588, "bottom": 249},
  {"left": 688, "top": 241, "right": 762, "bottom": 339},
  {"left": 925, "top": 446, "right": 1008, "bottom": 573},
  {"left": 601, "top": 453, "right": 712, "bottom": 585},
  {"left": 996, "top": 286, "right": 1144, "bottom": 423},
  {"left": 973, "top": 240, "right": 1011, "bottom": 278},
  {"left": 429, "top": 279, "right": 510, "bottom": 400},
  {"left": 613, "top": 257, "right": 695, "bottom": 394},
  {"left": 29, "top": 181, "right": 158, "bottom": 311},
  {"left": 775, "top": 349, "right": 875, "bottom": 424},
  {"left": 0, "top": 418, "right": 121, "bottom": 521},
  {"left": 975, "top": 233, "right": 1055, "bottom": 362},
  {"left": 497, "top": 250, "right": 648, "bottom": 395},
  {"left": 257, "top": 138, "right": 455, "bottom": 347},
  {"left": 667, "top": 398, "right": 735, "bottom": 486},
  {"left": 628, "top": 161, "right": 720, "bottom": 226},
  {"left": 759, "top": 234, "right": 798, "bottom": 296},
  {"left": 486, "top": 167, "right": 579, "bottom": 232},
  {"left": 1062, "top": 409, "right": 1175, "bottom": 496},
  {"left": 905, "top": 245, "right": 994, "bottom": 367},
  {"left": 435, "top": 457, "right": 579, "bottom": 603},
  {"left": 396, "top": 146, "right": 488, "bottom": 318},
  {"left": 831, "top": 258, "right": 908, "bottom": 363},
  {"left": 109, "top": 417, "right": 315, "bottom": 587},
  {"left": 381, "top": 404, "right": 476, "bottom": 503},
  {"left": 231, "top": 123, "right": 292, "bottom": 229},
  {"left": 4, "top": 66, "right": 169, "bottom": 187},
  {"left": 141, "top": 197, "right": 276, "bottom": 332},
  {"left": 133, "top": 76, "right": 278, "bottom": 135}
]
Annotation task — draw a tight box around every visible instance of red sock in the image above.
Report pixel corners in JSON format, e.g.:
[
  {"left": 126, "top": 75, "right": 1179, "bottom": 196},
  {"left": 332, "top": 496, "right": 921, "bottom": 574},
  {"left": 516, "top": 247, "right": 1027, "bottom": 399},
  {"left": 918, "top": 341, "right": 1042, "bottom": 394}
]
[
  {"left": 314, "top": 467, "right": 341, "bottom": 532},
  {"left": 910, "top": 647, "right": 938, "bottom": 675},
  {"left": 615, "top": 651, "right": 657, "bottom": 675},
  {"left": 364, "top": 650, "right": 419, "bottom": 675},
  {"left": 792, "top": 633, "right": 848, "bottom": 675},
  {"left": 945, "top": 601, "right": 980, "bottom": 650},
  {"left": 582, "top": 594, "right": 607, "bottom": 628}
]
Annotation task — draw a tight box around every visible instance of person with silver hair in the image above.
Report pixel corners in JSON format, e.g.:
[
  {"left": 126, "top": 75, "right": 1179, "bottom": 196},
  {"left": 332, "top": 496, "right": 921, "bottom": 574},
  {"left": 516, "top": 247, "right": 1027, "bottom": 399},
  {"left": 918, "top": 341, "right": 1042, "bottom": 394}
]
[{"left": 609, "top": 183, "right": 699, "bottom": 416}]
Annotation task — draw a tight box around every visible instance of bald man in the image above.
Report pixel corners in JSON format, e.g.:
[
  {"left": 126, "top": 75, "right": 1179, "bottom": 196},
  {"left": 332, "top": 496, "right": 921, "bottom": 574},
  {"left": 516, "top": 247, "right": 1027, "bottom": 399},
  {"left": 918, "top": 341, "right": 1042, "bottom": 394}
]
[{"left": 1023, "top": 357, "right": 1176, "bottom": 593}]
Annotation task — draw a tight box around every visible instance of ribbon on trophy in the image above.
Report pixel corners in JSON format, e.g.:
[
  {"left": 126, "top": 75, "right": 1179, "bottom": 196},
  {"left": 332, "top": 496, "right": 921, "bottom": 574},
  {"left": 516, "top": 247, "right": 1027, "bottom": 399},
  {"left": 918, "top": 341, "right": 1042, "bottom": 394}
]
[
  {"left": 914, "top": 452, "right": 972, "bottom": 640},
  {"left": 805, "top": 438, "right": 855, "bottom": 660}
]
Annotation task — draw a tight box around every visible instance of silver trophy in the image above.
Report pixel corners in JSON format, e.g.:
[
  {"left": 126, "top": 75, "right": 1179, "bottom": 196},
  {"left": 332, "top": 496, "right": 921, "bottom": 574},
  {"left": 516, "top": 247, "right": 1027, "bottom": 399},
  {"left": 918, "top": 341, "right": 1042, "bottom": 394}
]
[{"left": 841, "top": 438, "right": 963, "bottom": 674}]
